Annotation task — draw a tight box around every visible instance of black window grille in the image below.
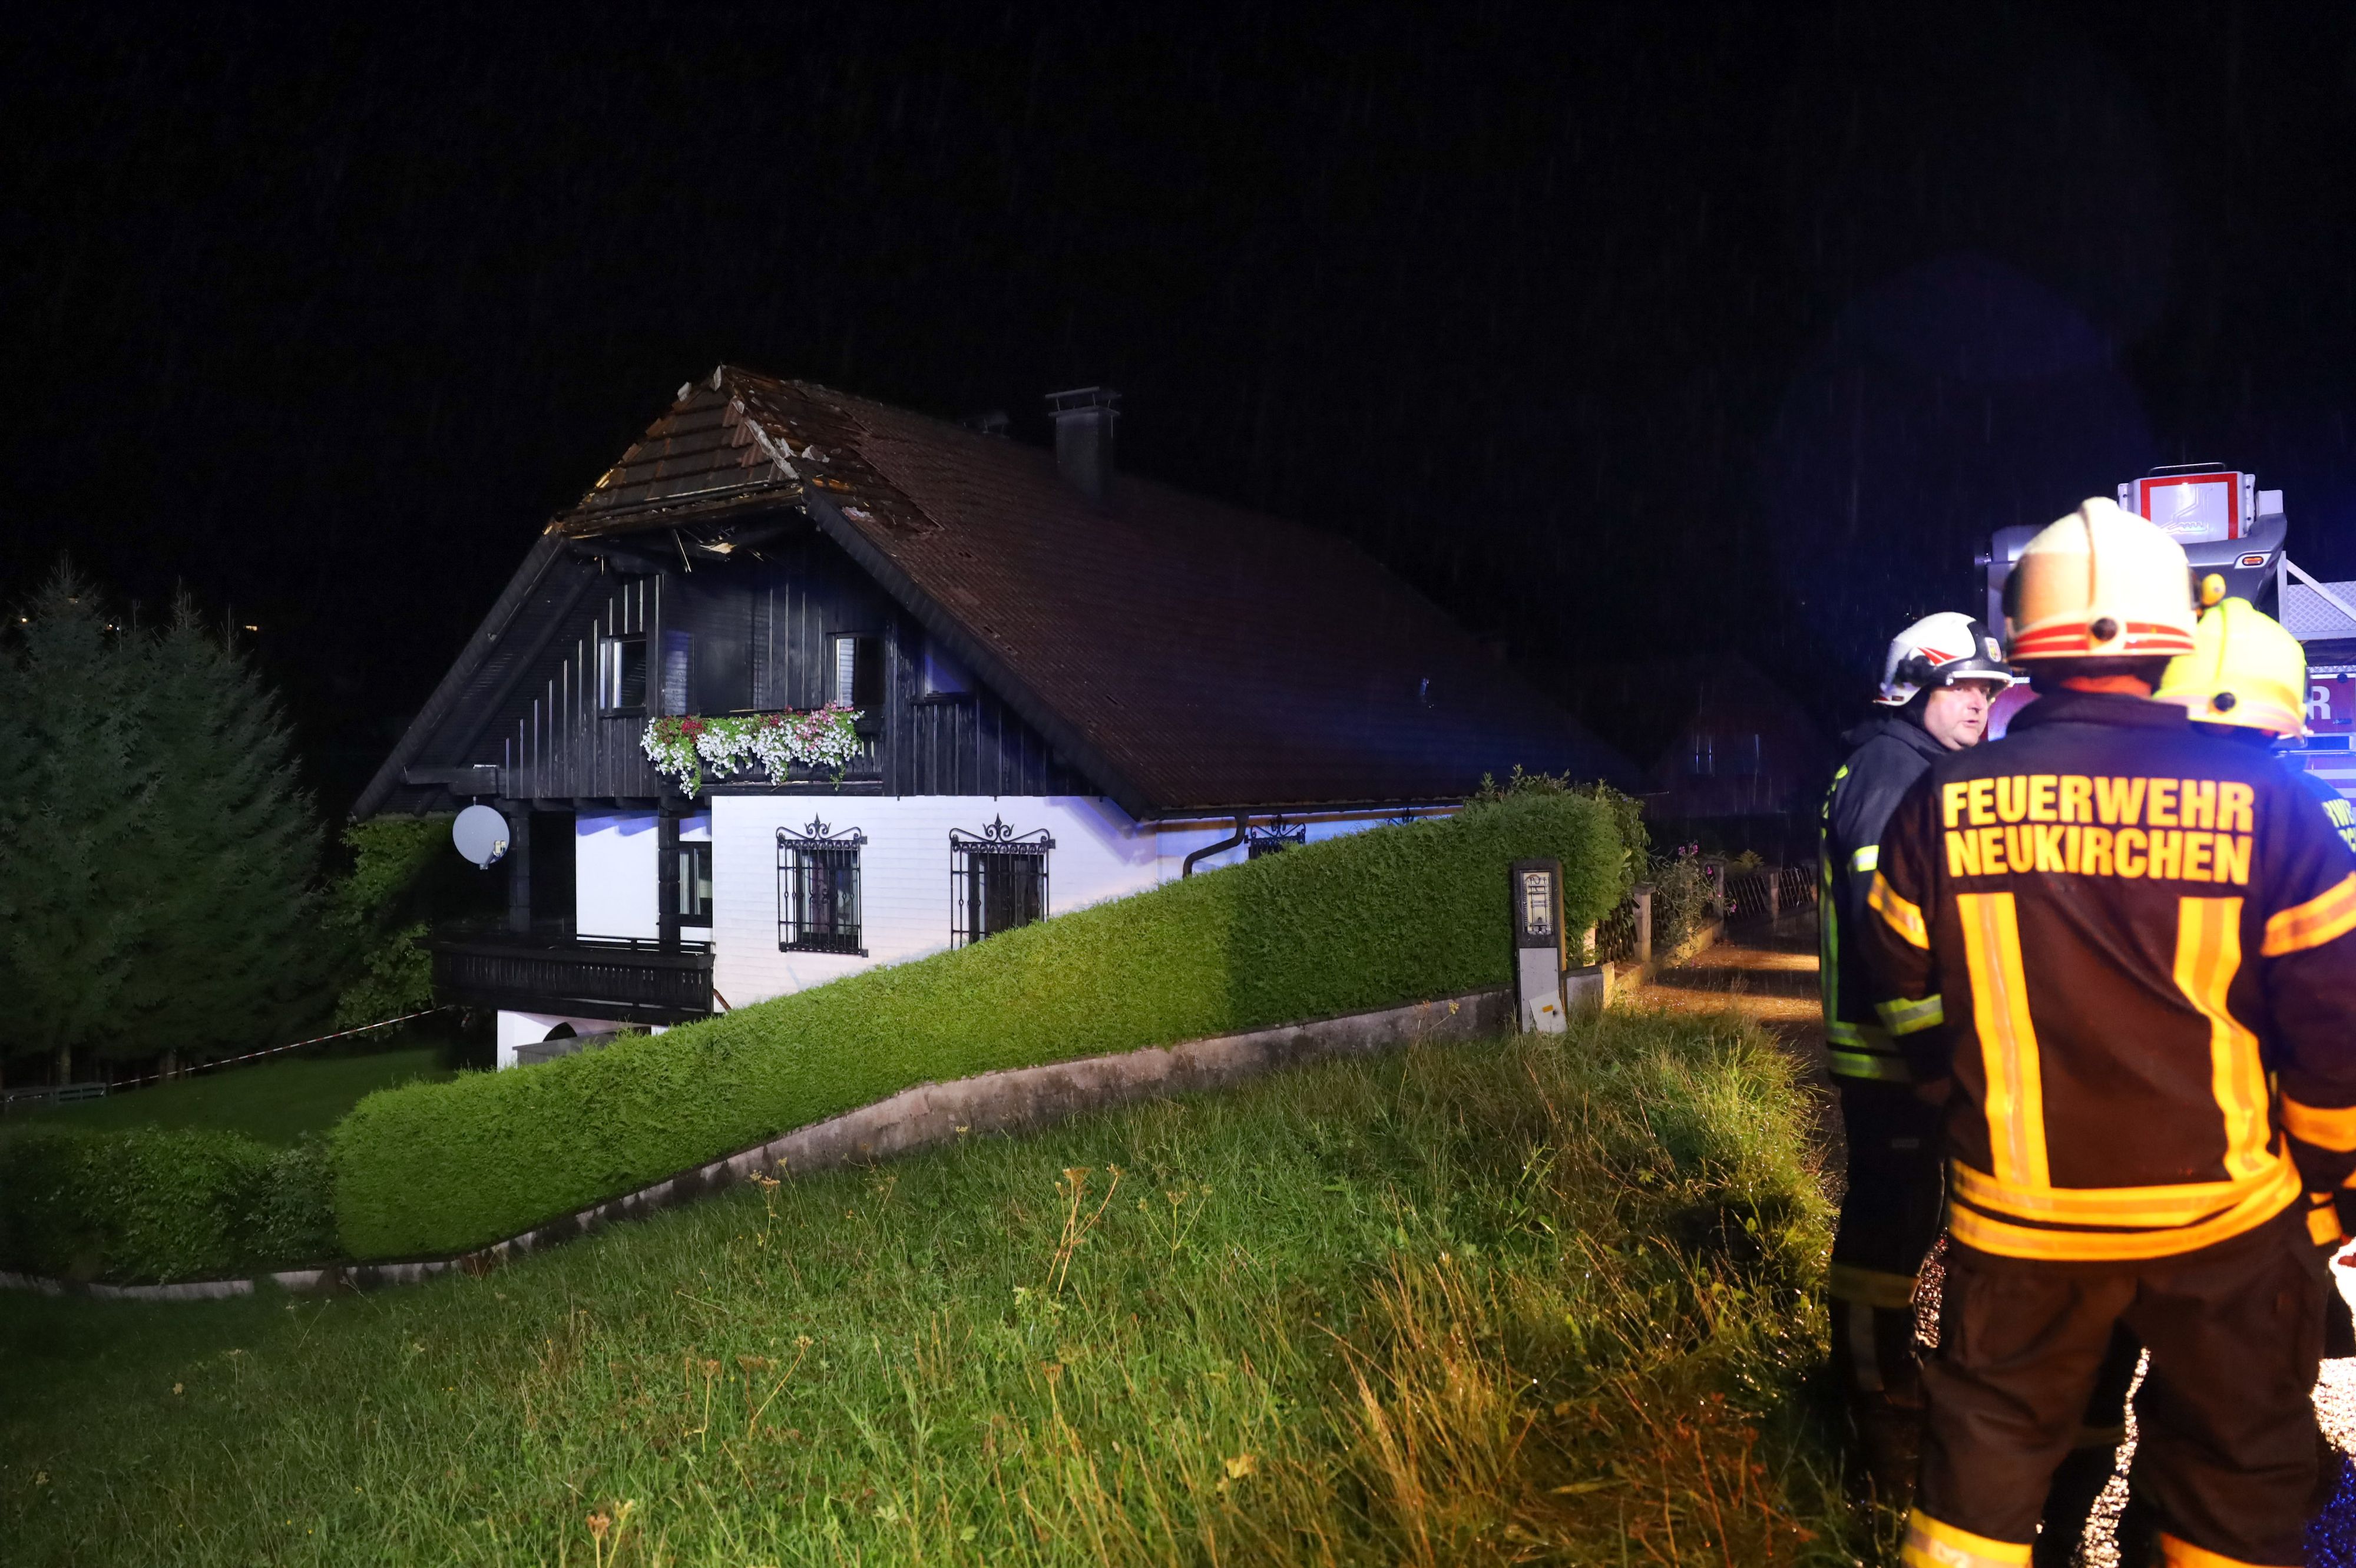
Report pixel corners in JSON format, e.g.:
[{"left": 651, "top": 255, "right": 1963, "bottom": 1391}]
[
  {"left": 777, "top": 819, "right": 866, "bottom": 955},
  {"left": 678, "top": 842, "right": 713, "bottom": 928},
  {"left": 1246, "top": 814, "right": 1307, "bottom": 859},
  {"left": 949, "top": 816, "right": 1054, "bottom": 947}
]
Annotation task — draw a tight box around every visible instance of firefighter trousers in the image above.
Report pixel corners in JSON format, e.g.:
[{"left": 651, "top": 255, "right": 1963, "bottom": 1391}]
[
  {"left": 1829, "top": 1077, "right": 1945, "bottom": 1401},
  {"left": 1908, "top": 1206, "right": 2328, "bottom": 1568}
]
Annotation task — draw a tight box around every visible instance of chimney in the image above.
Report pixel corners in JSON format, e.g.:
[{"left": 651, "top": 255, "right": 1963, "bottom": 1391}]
[{"left": 1045, "top": 386, "right": 1120, "bottom": 503}]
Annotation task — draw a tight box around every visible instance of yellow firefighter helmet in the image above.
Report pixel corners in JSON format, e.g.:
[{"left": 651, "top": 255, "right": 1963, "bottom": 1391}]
[
  {"left": 2003, "top": 497, "right": 2198, "bottom": 661},
  {"left": 2155, "top": 592, "right": 2309, "bottom": 737}
]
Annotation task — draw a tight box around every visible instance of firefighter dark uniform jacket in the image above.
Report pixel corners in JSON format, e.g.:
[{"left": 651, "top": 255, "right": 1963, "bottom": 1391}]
[
  {"left": 1859, "top": 687, "right": 2356, "bottom": 1261},
  {"left": 1819, "top": 714, "right": 1951, "bottom": 1083}
]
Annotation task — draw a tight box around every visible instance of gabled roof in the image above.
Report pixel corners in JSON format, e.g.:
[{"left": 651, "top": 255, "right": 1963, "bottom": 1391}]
[{"left": 360, "top": 367, "right": 1629, "bottom": 819}]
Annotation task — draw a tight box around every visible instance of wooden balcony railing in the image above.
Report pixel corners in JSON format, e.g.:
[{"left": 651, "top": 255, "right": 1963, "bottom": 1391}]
[{"left": 431, "top": 922, "right": 714, "bottom": 1026}]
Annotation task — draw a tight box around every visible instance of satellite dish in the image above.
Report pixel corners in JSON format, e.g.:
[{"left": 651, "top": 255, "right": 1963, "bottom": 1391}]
[{"left": 452, "top": 805, "right": 512, "bottom": 869}]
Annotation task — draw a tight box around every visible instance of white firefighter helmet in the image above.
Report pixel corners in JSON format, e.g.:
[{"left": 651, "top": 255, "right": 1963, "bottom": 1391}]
[
  {"left": 2003, "top": 497, "right": 2197, "bottom": 662},
  {"left": 1876, "top": 611, "right": 2018, "bottom": 707}
]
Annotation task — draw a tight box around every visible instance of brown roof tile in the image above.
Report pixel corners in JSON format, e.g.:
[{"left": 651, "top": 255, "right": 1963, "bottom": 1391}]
[{"left": 554, "top": 367, "right": 1629, "bottom": 813}]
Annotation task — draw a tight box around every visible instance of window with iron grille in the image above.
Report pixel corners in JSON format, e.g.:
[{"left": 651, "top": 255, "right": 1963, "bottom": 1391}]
[
  {"left": 777, "top": 820, "right": 866, "bottom": 955},
  {"left": 949, "top": 816, "right": 1054, "bottom": 947},
  {"left": 1246, "top": 815, "right": 1307, "bottom": 859}
]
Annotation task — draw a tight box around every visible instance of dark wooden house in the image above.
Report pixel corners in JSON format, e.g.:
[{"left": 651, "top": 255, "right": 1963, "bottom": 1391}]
[{"left": 356, "top": 368, "right": 1629, "bottom": 1063}]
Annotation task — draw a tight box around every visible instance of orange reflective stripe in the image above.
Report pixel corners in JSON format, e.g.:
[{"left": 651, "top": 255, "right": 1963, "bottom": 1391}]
[
  {"left": 2262, "top": 872, "right": 2356, "bottom": 955},
  {"left": 1870, "top": 870, "right": 1930, "bottom": 948},
  {"left": 1948, "top": 1156, "right": 2300, "bottom": 1261},
  {"left": 2283, "top": 1096, "right": 2356, "bottom": 1153},
  {"left": 2156, "top": 1530, "right": 2275, "bottom": 1567},
  {"left": 1950, "top": 1156, "right": 2291, "bottom": 1228},
  {"left": 1958, "top": 892, "right": 2048, "bottom": 1188},
  {"left": 1902, "top": 1510, "right": 2031, "bottom": 1567},
  {"left": 2173, "top": 897, "right": 2272, "bottom": 1180}
]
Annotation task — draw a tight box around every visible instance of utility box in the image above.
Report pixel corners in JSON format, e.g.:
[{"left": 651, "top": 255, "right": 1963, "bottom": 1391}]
[{"left": 1510, "top": 859, "right": 1569, "bottom": 1033}]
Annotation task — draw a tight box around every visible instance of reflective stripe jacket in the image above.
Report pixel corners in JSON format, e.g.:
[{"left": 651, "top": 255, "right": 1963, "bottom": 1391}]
[
  {"left": 1819, "top": 715, "right": 1951, "bottom": 1081},
  {"left": 2292, "top": 760, "right": 2356, "bottom": 856},
  {"left": 1858, "top": 689, "right": 2356, "bottom": 1262}
]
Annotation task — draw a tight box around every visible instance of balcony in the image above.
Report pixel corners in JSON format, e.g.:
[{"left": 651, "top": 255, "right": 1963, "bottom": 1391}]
[{"left": 431, "top": 921, "right": 714, "bottom": 1026}]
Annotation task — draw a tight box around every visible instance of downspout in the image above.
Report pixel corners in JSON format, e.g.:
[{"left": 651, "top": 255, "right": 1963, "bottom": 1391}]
[{"left": 1182, "top": 814, "right": 1249, "bottom": 878}]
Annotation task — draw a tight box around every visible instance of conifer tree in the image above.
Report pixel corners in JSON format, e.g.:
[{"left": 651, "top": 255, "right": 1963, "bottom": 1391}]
[
  {"left": 0, "top": 570, "right": 160, "bottom": 1083},
  {"left": 0, "top": 567, "right": 328, "bottom": 1082},
  {"left": 123, "top": 594, "right": 328, "bottom": 1065}
]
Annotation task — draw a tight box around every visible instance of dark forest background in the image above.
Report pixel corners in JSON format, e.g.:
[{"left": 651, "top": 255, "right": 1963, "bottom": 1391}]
[{"left": 6, "top": 4, "right": 2354, "bottom": 810}]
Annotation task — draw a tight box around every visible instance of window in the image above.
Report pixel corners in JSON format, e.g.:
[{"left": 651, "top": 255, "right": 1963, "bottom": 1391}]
[
  {"left": 777, "top": 821, "right": 865, "bottom": 954},
  {"left": 918, "top": 638, "right": 970, "bottom": 697},
  {"left": 1686, "top": 734, "right": 1715, "bottom": 778},
  {"left": 832, "top": 634, "right": 885, "bottom": 709},
  {"left": 677, "top": 842, "right": 713, "bottom": 928},
  {"left": 949, "top": 816, "right": 1055, "bottom": 947},
  {"left": 1246, "top": 815, "right": 1307, "bottom": 859},
  {"left": 597, "top": 636, "right": 647, "bottom": 710},
  {"left": 660, "top": 628, "right": 691, "bottom": 715}
]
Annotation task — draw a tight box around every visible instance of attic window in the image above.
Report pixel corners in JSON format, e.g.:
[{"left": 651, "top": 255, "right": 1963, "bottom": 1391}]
[
  {"left": 597, "top": 636, "right": 646, "bottom": 711},
  {"left": 919, "top": 639, "right": 970, "bottom": 697},
  {"left": 832, "top": 634, "right": 884, "bottom": 709}
]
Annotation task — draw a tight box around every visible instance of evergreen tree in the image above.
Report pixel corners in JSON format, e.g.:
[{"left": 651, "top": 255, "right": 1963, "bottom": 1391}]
[
  {"left": 0, "top": 567, "right": 329, "bottom": 1081},
  {"left": 122, "top": 594, "right": 327, "bottom": 1064},
  {"left": 0, "top": 571, "right": 161, "bottom": 1083}
]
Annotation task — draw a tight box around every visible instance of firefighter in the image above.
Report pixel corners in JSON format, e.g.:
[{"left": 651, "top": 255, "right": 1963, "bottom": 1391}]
[
  {"left": 1818, "top": 611, "right": 2015, "bottom": 1486},
  {"left": 2158, "top": 583, "right": 2356, "bottom": 860},
  {"left": 1861, "top": 497, "right": 2356, "bottom": 1568},
  {"left": 2156, "top": 586, "right": 2356, "bottom": 1366}
]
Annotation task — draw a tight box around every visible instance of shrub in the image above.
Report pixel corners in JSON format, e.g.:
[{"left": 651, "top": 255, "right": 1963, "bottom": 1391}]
[
  {"left": 1472, "top": 768, "right": 1647, "bottom": 899},
  {"left": 0, "top": 1127, "right": 339, "bottom": 1283},
  {"left": 332, "top": 791, "right": 1621, "bottom": 1259},
  {"left": 1647, "top": 843, "right": 1720, "bottom": 952}
]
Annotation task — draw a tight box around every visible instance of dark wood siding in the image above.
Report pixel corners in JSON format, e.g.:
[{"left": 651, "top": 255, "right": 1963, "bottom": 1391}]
[
  {"left": 892, "top": 684, "right": 1087, "bottom": 796},
  {"left": 504, "top": 573, "right": 670, "bottom": 800},
  {"left": 497, "top": 526, "right": 1086, "bottom": 802}
]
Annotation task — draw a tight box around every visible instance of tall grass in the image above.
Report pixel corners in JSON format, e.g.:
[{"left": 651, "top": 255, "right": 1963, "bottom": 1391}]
[{"left": 0, "top": 1011, "right": 1857, "bottom": 1565}]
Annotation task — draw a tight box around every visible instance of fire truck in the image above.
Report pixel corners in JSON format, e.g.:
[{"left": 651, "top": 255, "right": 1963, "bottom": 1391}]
[{"left": 1981, "top": 465, "right": 2356, "bottom": 798}]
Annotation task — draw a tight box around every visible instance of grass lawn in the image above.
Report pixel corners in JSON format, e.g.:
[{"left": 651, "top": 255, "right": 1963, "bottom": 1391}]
[
  {"left": 0, "top": 1013, "right": 1864, "bottom": 1566},
  {"left": 0, "top": 1044, "right": 455, "bottom": 1149}
]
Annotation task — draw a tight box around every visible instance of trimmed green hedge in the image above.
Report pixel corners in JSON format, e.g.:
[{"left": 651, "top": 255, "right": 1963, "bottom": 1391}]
[
  {"left": 332, "top": 793, "right": 1620, "bottom": 1259},
  {"left": 0, "top": 1128, "right": 337, "bottom": 1283}
]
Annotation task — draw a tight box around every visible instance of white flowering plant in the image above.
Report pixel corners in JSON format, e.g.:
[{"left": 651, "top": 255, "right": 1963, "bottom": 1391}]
[{"left": 641, "top": 703, "right": 864, "bottom": 795}]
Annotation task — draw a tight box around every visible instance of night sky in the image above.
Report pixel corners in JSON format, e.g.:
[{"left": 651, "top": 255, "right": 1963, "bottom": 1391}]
[{"left": 9, "top": 5, "right": 2356, "bottom": 812}]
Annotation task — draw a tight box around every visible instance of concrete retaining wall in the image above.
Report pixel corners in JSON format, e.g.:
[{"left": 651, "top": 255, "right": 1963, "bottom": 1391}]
[{"left": 2, "top": 985, "right": 1513, "bottom": 1302}]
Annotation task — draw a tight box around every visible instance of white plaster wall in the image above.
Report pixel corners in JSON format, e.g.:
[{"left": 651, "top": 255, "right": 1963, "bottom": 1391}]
[
  {"left": 709, "top": 795, "right": 1161, "bottom": 1007},
  {"left": 704, "top": 796, "right": 1456, "bottom": 1009},
  {"left": 576, "top": 812, "right": 659, "bottom": 940}
]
